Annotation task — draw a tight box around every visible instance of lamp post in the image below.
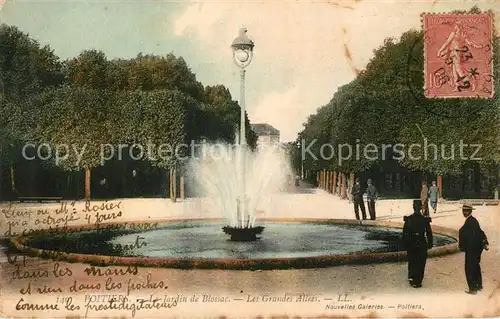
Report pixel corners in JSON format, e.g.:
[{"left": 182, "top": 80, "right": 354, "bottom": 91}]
[
  {"left": 297, "top": 141, "right": 304, "bottom": 180},
  {"left": 231, "top": 27, "right": 255, "bottom": 228}
]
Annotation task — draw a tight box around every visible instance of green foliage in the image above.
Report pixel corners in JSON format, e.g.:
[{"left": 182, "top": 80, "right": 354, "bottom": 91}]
[
  {"left": 28, "top": 86, "right": 115, "bottom": 170},
  {"left": 299, "top": 20, "right": 499, "bottom": 176},
  {"left": 0, "top": 25, "right": 64, "bottom": 168},
  {"left": 0, "top": 22, "right": 260, "bottom": 185},
  {"left": 202, "top": 84, "right": 257, "bottom": 147},
  {"left": 397, "top": 32, "right": 499, "bottom": 174},
  {"left": 0, "top": 96, "right": 20, "bottom": 165},
  {"left": 66, "top": 50, "right": 109, "bottom": 89},
  {"left": 0, "top": 24, "right": 64, "bottom": 98},
  {"left": 112, "top": 53, "right": 205, "bottom": 101},
  {"left": 114, "top": 89, "right": 192, "bottom": 168}
]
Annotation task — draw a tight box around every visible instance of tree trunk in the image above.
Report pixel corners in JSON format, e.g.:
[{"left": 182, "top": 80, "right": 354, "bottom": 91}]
[
  {"left": 84, "top": 166, "right": 91, "bottom": 200},
  {"left": 29, "top": 161, "right": 34, "bottom": 196},
  {"left": 349, "top": 172, "right": 354, "bottom": 196},
  {"left": 10, "top": 165, "right": 17, "bottom": 197},
  {"left": 332, "top": 172, "right": 337, "bottom": 195},
  {"left": 324, "top": 171, "right": 327, "bottom": 191},
  {"left": 180, "top": 176, "right": 185, "bottom": 200},
  {"left": 341, "top": 173, "right": 347, "bottom": 199},
  {"left": 326, "top": 171, "right": 330, "bottom": 192},
  {"left": 173, "top": 167, "right": 177, "bottom": 202},
  {"left": 66, "top": 174, "right": 71, "bottom": 199},
  {"left": 437, "top": 175, "right": 443, "bottom": 199},
  {"left": 169, "top": 168, "right": 173, "bottom": 200},
  {"left": 330, "top": 171, "right": 334, "bottom": 193},
  {"left": 0, "top": 163, "right": 3, "bottom": 201},
  {"left": 122, "top": 161, "right": 127, "bottom": 197},
  {"left": 169, "top": 168, "right": 177, "bottom": 202},
  {"left": 327, "top": 171, "right": 330, "bottom": 192},
  {"left": 337, "top": 172, "right": 341, "bottom": 195},
  {"left": 325, "top": 171, "right": 328, "bottom": 191}
]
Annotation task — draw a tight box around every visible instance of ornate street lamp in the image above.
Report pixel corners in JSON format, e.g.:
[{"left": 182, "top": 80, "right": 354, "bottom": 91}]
[
  {"left": 231, "top": 27, "right": 254, "bottom": 229},
  {"left": 231, "top": 27, "right": 255, "bottom": 146}
]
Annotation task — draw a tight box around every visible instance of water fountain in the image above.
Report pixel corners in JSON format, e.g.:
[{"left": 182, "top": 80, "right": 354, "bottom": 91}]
[
  {"left": 189, "top": 141, "right": 290, "bottom": 241},
  {"left": 218, "top": 27, "right": 263, "bottom": 241}
]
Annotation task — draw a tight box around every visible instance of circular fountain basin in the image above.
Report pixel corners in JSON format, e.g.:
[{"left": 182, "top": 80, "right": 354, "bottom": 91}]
[{"left": 10, "top": 218, "right": 459, "bottom": 270}]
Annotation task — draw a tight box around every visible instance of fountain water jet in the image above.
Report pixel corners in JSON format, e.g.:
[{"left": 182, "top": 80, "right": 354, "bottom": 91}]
[{"left": 189, "top": 141, "right": 291, "bottom": 241}]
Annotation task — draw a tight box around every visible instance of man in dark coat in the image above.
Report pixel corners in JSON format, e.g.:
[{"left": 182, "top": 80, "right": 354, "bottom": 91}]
[
  {"left": 403, "top": 199, "right": 433, "bottom": 288},
  {"left": 459, "top": 203, "right": 488, "bottom": 294},
  {"left": 351, "top": 178, "right": 366, "bottom": 220},
  {"left": 366, "top": 179, "right": 377, "bottom": 220}
]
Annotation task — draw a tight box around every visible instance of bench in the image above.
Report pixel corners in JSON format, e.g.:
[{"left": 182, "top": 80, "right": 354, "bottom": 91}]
[
  {"left": 461, "top": 199, "right": 499, "bottom": 206},
  {"left": 18, "top": 196, "right": 63, "bottom": 203}
]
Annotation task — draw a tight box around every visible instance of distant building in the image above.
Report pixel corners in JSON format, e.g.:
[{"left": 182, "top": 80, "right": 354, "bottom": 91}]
[{"left": 250, "top": 123, "right": 280, "bottom": 147}]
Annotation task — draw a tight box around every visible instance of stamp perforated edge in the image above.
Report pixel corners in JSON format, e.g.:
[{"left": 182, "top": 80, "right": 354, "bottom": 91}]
[{"left": 420, "top": 10, "right": 496, "bottom": 99}]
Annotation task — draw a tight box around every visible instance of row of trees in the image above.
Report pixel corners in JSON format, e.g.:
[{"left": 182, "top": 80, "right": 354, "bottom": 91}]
[
  {"left": 0, "top": 24, "right": 257, "bottom": 200},
  {"left": 296, "top": 7, "right": 499, "bottom": 196}
]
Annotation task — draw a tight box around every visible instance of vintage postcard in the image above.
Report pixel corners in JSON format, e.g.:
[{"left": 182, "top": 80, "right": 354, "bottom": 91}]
[{"left": 0, "top": 0, "right": 499, "bottom": 318}]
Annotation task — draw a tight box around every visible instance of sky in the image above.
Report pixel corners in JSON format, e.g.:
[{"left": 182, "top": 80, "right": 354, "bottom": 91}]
[{"left": 1, "top": 0, "right": 499, "bottom": 142}]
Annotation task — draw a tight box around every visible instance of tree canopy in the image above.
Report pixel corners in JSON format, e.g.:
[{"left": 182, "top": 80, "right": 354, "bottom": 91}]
[
  {"left": 0, "top": 23, "right": 259, "bottom": 199},
  {"left": 299, "top": 9, "right": 499, "bottom": 177},
  {"left": 0, "top": 24, "right": 257, "bottom": 173}
]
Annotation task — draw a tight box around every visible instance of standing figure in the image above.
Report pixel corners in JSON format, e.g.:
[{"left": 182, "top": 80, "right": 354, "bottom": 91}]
[
  {"left": 420, "top": 181, "right": 430, "bottom": 217},
  {"left": 351, "top": 178, "right": 366, "bottom": 220},
  {"left": 428, "top": 181, "right": 439, "bottom": 214},
  {"left": 459, "top": 203, "right": 489, "bottom": 294},
  {"left": 100, "top": 178, "right": 108, "bottom": 198},
  {"left": 437, "top": 22, "right": 484, "bottom": 92},
  {"left": 403, "top": 199, "right": 433, "bottom": 288},
  {"left": 366, "top": 179, "right": 377, "bottom": 220},
  {"left": 132, "top": 170, "right": 137, "bottom": 197}
]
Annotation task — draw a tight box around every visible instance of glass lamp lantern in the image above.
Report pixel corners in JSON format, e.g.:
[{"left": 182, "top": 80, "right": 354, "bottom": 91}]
[{"left": 231, "top": 27, "right": 255, "bottom": 69}]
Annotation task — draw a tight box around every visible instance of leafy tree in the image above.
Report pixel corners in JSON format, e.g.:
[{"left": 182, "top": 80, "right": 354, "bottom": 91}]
[
  {"left": 299, "top": 11, "right": 498, "bottom": 192},
  {"left": 0, "top": 23, "right": 264, "bottom": 200},
  {"left": 299, "top": 103, "right": 335, "bottom": 173},
  {"left": 397, "top": 31, "right": 499, "bottom": 175},
  {"left": 203, "top": 84, "right": 257, "bottom": 147},
  {"left": 66, "top": 50, "right": 109, "bottom": 89},
  {"left": 113, "top": 89, "right": 198, "bottom": 200},
  {"left": 123, "top": 53, "right": 205, "bottom": 101},
  {"left": 113, "top": 89, "right": 191, "bottom": 168},
  {"left": 28, "top": 87, "right": 115, "bottom": 199},
  {"left": 0, "top": 24, "right": 63, "bottom": 198},
  {"left": 0, "top": 24, "right": 63, "bottom": 98}
]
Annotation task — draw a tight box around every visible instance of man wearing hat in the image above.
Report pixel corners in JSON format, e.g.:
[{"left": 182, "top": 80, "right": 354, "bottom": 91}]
[
  {"left": 403, "top": 199, "right": 433, "bottom": 288},
  {"left": 351, "top": 178, "right": 367, "bottom": 220},
  {"left": 459, "top": 203, "right": 489, "bottom": 294},
  {"left": 366, "top": 179, "right": 377, "bottom": 220}
]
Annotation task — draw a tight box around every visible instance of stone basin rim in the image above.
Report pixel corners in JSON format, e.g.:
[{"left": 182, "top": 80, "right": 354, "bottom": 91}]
[{"left": 9, "top": 217, "right": 460, "bottom": 270}]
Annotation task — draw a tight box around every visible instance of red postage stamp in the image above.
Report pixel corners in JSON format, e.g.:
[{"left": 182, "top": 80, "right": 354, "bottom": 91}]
[{"left": 422, "top": 12, "right": 494, "bottom": 98}]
